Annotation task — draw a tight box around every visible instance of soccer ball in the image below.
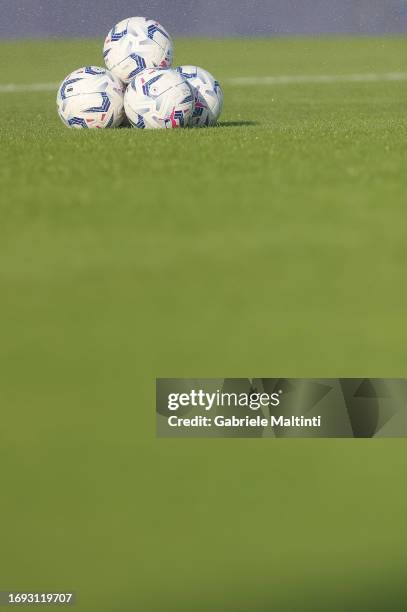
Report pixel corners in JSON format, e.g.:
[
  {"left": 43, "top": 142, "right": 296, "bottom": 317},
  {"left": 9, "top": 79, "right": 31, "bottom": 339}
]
[
  {"left": 57, "top": 66, "right": 125, "bottom": 129},
  {"left": 176, "top": 66, "right": 224, "bottom": 127},
  {"left": 124, "top": 68, "right": 194, "bottom": 129},
  {"left": 103, "top": 17, "right": 173, "bottom": 84}
]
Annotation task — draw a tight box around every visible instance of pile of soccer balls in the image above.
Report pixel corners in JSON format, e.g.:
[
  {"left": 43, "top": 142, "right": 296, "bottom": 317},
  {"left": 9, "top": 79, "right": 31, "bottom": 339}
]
[{"left": 57, "top": 17, "right": 224, "bottom": 130}]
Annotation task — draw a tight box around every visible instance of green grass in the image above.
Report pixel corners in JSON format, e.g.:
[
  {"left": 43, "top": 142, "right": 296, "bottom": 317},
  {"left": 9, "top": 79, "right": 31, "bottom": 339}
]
[{"left": 1, "top": 37, "right": 407, "bottom": 611}]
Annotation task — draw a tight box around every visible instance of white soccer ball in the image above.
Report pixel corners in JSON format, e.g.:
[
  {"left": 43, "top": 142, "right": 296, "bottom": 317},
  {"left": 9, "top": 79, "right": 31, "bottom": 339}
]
[
  {"left": 176, "top": 66, "right": 224, "bottom": 127},
  {"left": 57, "top": 66, "right": 125, "bottom": 129},
  {"left": 124, "top": 68, "right": 194, "bottom": 130},
  {"left": 103, "top": 17, "right": 173, "bottom": 84}
]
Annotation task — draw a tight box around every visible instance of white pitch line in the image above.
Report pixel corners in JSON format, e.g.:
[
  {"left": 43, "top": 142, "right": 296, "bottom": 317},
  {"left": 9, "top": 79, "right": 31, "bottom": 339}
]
[
  {"left": 0, "top": 82, "right": 59, "bottom": 93},
  {"left": 227, "top": 72, "right": 407, "bottom": 85},
  {"left": 1, "top": 72, "right": 407, "bottom": 93}
]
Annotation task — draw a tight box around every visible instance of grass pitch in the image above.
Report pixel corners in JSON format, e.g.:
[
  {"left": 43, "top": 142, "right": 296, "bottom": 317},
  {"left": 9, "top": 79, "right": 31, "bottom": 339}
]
[{"left": 1, "top": 37, "right": 407, "bottom": 611}]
